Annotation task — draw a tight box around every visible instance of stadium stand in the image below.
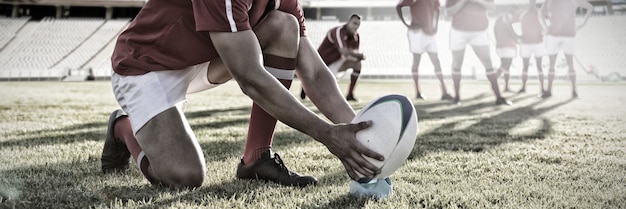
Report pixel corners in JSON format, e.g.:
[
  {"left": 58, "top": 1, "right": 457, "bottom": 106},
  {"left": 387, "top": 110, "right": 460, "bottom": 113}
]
[
  {"left": 0, "top": 17, "right": 29, "bottom": 50},
  {"left": 52, "top": 19, "right": 128, "bottom": 72},
  {"left": 0, "top": 18, "right": 104, "bottom": 79},
  {"left": 0, "top": 0, "right": 624, "bottom": 81}
]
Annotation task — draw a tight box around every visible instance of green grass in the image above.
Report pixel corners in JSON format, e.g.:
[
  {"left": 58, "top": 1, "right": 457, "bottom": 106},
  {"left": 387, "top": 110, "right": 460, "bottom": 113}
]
[{"left": 0, "top": 79, "right": 625, "bottom": 208}]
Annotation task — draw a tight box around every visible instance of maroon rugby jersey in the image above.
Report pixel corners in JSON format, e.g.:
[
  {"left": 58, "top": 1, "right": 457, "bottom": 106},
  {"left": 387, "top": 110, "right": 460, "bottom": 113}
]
[
  {"left": 317, "top": 25, "right": 360, "bottom": 65},
  {"left": 493, "top": 14, "right": 518, "bottom": 48},
  {"left": 397, "top": 0, "right": 440, "bottom": 35},
  {"left": 519, "top": 8, "right": 543, "bottom": 44},
  {"left": 112, "top": 0, "right": 306, "bottom": 75},
  {"left": 543, "top": 0, "right": 579, "bottom": 37},
  {"left": 446, "top": 0, "right": 493, "bottom": 31}
]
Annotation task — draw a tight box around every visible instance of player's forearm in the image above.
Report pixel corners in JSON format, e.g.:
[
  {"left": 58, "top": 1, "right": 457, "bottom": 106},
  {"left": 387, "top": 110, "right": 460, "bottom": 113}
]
[
  {"left": 210, "top": 31, "right": 332, "bottom": 142},
  {"left": 339, "top": 48, "right": 364, "bottom": 60},
  {"left": 297, "top": 37, "right": 355, "bottom": 124},
  {"left": 240, "top": 74, "right": 333, "bottom": 141},
  {"left": 396, "top": 6, "right": 410, "bottom": 28}
]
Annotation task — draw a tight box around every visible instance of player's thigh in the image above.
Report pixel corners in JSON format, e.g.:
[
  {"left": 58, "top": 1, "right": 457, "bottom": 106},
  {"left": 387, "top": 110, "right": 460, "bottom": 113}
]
[
  {"left": 451, "top": 50, "right": 465, "bottom": 69},
  {"left": 187, "top": 60, "right": 230, "bottom": 94},
  {"left": 471, "top": 45, "right": 493, "bottom": 68},
  {"left": 449, "top": 28, "right": 468, "bottom": 52},
  {"left": 253, "top": 10, "right": 299, "bottom": 57}
]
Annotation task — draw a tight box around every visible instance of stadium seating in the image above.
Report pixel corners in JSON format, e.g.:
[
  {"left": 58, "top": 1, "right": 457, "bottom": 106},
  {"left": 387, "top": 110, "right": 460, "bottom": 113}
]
[
  {"left": 52, "top": 19, "right": 129, "bottom": 71},
  {"left": 0, "top": 17, "right": 30, "bottom": 50},
  {"left": 0, "top": 15, "right": 624, "bottom": 81},
  {"left": 0, "top": 18, "right": 104, "bottom": 73}
]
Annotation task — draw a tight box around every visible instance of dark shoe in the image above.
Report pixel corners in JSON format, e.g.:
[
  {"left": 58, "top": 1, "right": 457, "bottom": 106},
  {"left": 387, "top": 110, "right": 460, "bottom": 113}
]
[
  {"left": 415, "top": 93, "right": 427, "bottom": 100},
  {"left": 236, "top": 150, "right": 318, "bottom": 187},
  {"left": 541, "top": 91, "right": 552, "bottom": 98},
  {"left": 495, "top": 97, "right": 513, "bottom": 105},
  {"left": 452, "top": 96, "right": 461, "bottom": 105},
  {"left": 101, "top": 109, "right": 131, "bottom": 174},
  {"left": 346, "top": 95, "right": 359, "bottom": 102},
  {"left": 300, "top": 89, "right": 306, "bottom": 100},
  {"left": 441, "top": 93, "right": 454, "bottom": 101},
  {"left": 572, "top": 91, "right": 578, "bottom": 98},
  {"left": 518, "top": 88, "right": 526, "bottom": 93}
]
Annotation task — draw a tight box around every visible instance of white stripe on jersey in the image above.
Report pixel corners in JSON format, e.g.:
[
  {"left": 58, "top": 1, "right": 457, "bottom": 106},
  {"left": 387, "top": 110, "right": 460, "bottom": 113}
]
[
  {"left": 225, "top": 0, "right": 237, "bottom": 32},
  {"left": 334, "top": 27, "right": 344, "bottom": 48}
]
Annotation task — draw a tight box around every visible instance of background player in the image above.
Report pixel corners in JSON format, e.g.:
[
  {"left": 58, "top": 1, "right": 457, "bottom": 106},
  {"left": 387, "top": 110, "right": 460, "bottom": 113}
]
[
  {"left": 445, "top": 0, "right": 511, "bottom": 105},
  {"left": 517, "top": 0, "right": 547, "bottom": 94},
  {"left": 493, "top": 8, "right": 520, "bottom": 93},
  {"left": 301, "top": 14, "right": 365, "bottom": 102},
  {"left": 396, "top": 0, "right": 453, "bottom": 101},
  {"left": 540, "top": 0, "right": 592, "bottom": 98}
]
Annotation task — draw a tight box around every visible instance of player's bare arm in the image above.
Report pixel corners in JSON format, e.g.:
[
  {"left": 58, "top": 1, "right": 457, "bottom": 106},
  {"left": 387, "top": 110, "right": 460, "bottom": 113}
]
[
  {"left": 576, "top": 0, "right": 593, "bottom": 30},
  {"left": 338, "top": 47, "right": 364, "bottom": 61},
  {"left": 295, "top": 36, "right": 385, "bottom": 180},
  {"left": 539, "top": 0, "right": 551, "bottom": 30},
  {"left": 210, "top": 31, "right": 383, "bottom": 180},
  {"left": 297, "top": 37, "right": 355, "bottom": 123},
  {"left": 396, "top": 5, "right": 411, "bottom": 28},
  {"left": 433, "top": 5, "right": 441, "bottom": 33}
]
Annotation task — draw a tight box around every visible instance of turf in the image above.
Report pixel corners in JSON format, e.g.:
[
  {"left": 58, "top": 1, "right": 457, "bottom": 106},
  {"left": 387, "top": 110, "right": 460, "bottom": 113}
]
[{"left": 0, "top": 79, "right": 624, "bottom": 208}]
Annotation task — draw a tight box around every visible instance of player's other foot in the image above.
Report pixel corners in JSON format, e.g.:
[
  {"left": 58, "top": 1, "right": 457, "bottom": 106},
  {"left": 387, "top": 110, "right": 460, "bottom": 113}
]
[
  {"left": 346, "top": 94, "right": 359, "bottom": 102},
  {"left": 441, "top": 93, "right": 454, "bottom": 101},
  {"left": 452, "top": 96, "right": 461, "bottom": 105},
  {"left": 495, "top": 97, "right": 513, "bottom": 105},
  {"left": 300, "top": 89, "right": 306, "bottom": 100},
  {"left": 541, "top": 91, "right": 552, "bottom": 98},
  {"left": 518, "top": 88, "right": 526, "bottom": 93},
  {"left": 101, "top": 109, "right": 131, "bottom": 174},
  {"left": 236, "top": 150, "right": 318, "bottom": 187},
  {"left": 503, "top": 88, "right": 512, "bottom": 92},
  {"left": 415, "top": 93, "right": 427, "bottom": 100},
  {"left": 572, "top": 91, "right": 578, "bottom": 98}
]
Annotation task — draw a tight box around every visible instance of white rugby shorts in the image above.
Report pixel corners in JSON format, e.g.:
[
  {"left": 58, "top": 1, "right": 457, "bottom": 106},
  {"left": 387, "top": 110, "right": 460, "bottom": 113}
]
[
  {"left": 407, "top": 29, "right": 438, "bottom": 54},
  {"left": 520, "top": 42, "right": 547, "bottom": 58},
  {"left": 449, "top": 28, "right": 490, "bottom": 51},
  {"left": 496, "top": 47, "right": 517, "bottom": 58},
  {"left": 111, "top": 61, "right": 219, "bottom": 134},
  {"left": 545, "top": 35, "right": 575, "bottom": 55}
]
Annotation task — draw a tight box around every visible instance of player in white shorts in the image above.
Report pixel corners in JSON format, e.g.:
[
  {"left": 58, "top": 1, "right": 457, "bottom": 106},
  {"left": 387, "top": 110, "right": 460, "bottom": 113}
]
[
  {"left": 516, "top": 0, "right": 548, "bottom": 95},
  {"left": 493, "top": 9, "right": 520, "bottom": 93},
  {"left": 102, "top": 0, "right": 383, "bottom": 189},
  {"left": 540, "top": 0, "right": 592, "bottom": 98},
  {"left": 397, "top": 0, "right": 453, "bottom": 101},
  {"left": 446, "top": 0, "right": 511, "bottom": 105}
]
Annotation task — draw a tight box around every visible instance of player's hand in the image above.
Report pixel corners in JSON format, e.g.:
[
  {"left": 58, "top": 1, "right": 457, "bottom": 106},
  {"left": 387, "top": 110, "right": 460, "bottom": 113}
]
[{"left": 322, "top": 121, "right": 384, "bottom": 181}]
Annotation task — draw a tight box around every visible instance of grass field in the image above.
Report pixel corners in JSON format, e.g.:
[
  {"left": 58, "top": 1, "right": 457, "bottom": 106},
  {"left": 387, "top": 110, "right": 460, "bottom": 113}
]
[{"left": 0, "top": 79, "right": 625, "bottom": 208}]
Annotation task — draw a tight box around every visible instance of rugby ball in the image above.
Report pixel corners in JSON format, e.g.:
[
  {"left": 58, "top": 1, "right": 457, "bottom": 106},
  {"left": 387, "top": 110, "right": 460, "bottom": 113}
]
[{"left": 351, "top": 94, "right": 418, "bottom": 180}]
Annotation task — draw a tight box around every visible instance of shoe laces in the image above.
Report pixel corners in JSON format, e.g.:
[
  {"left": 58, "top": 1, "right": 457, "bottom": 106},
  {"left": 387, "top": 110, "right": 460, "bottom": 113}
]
[{"left": 272, "top": 153, "right": 295, "bottom": 175}]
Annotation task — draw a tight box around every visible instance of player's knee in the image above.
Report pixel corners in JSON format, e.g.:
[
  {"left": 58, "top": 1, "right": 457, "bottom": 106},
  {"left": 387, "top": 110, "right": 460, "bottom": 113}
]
[
  {"left": 451, "top": 61, "right": 462, "bottom": 70},
  {"left": 158, "top": 166, "right": 205, "bottom": 188},
  {"left": 265, "top": 11, "right": 299, "bottom": 36}
]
